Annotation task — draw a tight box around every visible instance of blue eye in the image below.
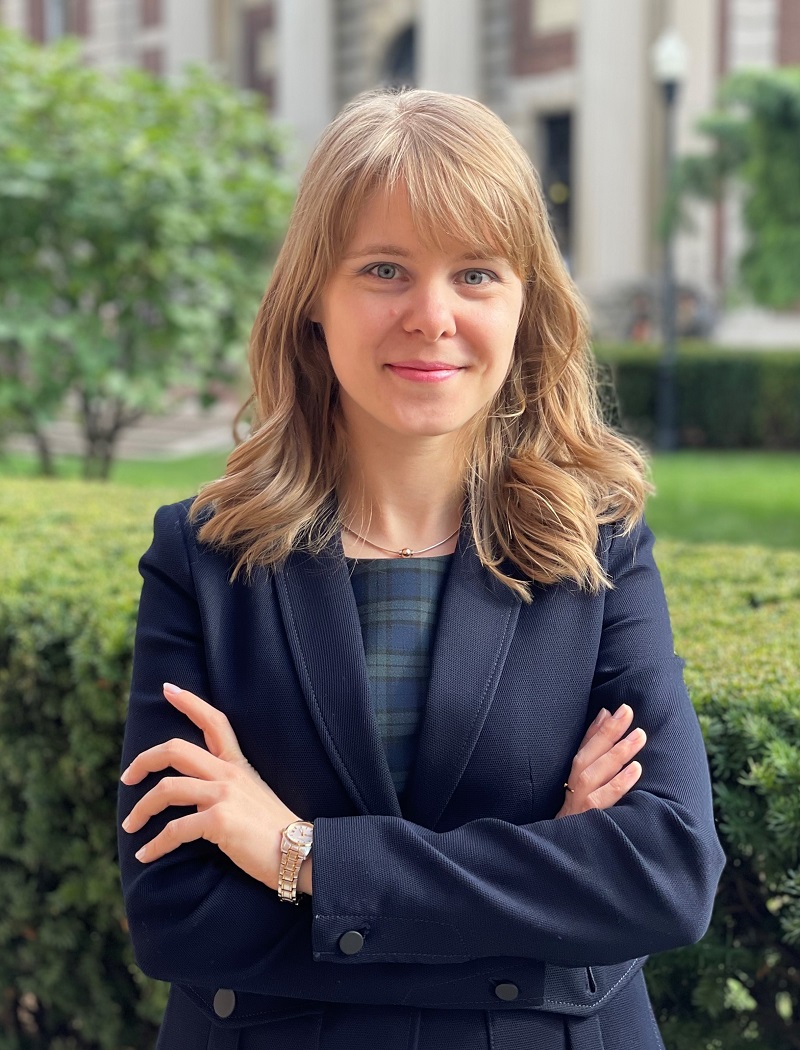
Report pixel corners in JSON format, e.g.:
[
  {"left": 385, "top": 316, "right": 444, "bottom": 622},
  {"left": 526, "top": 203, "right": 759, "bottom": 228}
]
[
  {"left": 463, "top": 270, "right": 492, "bottom": 285},
  {"left": 371, "top": 263, "right": 398, "bottom": 280}
]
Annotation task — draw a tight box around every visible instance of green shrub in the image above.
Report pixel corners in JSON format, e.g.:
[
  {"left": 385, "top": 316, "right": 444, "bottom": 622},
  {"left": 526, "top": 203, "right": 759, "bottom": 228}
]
[
  {"left": 596, "top": 343, "right": 800, "bottom": 449},
  {"left": 646, "top": 542, "right": 800, "bottom": 1049},
  {"left": 0, "top": 483, "right": 171, "bottom": 1050},
  {"left": 0, "top": 480, "right": 798, "bottom": 1048}
]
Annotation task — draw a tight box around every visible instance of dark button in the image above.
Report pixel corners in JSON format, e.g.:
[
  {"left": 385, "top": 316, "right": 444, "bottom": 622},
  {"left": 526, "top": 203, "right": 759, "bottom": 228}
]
[
  {"left": 494, "top": 982, "right": 519, "bottom": 1002},
  {"left": 338, "top": 930, "right": 365, "bottom": 955},
  {"left": 213, "top": 989, "right": 236, "bottom": 1018}
]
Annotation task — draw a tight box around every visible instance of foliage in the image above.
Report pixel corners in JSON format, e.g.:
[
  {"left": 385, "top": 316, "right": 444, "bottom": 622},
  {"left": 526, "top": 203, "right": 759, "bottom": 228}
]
[
  {"left": 0, "top": 481, "right": 799, "bottom": 1047},
  {"left": 0, "top": 29, "right": 292, "bottom": 479},
  {"left": 674, "top": 67, "right": 800, "bottom": 309},
  {"left": 595, "top": 343, "right": 800, "bottom": 450}
]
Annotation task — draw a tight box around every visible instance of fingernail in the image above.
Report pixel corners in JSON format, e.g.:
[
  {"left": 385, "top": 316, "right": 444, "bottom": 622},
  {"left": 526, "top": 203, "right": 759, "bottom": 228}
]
[
  {"left": 120, "top": 765, "right": 132, "bottom": 783},
  {"left": 613, "top": 704, "right": 629, "bottom": 720},
  {"left": 163, "top": 683, "right": 180, "bottom": 698},
  {"left": 135, "top": 846, "right": 147, "bottom": 861},
  {"left": 595, "top": 708, "right": 609, "bottom": 725},
  {"left": 121, "top": 816, "right": 131, "bottom": 832}
]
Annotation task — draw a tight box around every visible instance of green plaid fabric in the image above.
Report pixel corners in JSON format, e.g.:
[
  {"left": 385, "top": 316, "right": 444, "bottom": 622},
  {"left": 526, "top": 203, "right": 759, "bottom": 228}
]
[{"left": 347, "top": 555, "right": 453, "bottom": 800}]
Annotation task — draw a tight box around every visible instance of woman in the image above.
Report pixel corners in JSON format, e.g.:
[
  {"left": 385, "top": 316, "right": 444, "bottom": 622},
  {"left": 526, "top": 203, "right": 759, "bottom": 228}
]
[{"left": 118, "top": 88, "right": 725, "bottom": 1050}]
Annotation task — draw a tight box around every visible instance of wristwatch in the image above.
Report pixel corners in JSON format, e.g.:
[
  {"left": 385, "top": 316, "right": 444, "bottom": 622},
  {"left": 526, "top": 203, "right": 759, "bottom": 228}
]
[{"left": 277, "top": 820, "right": 314, "bottom": 904}]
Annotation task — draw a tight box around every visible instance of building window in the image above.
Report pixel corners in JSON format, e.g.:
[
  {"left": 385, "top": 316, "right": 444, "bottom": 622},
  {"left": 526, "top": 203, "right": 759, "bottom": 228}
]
[
  {"left": 382, "top": 24, "right": 416, "bottom": 88},
  {"left": 28, "top": 0, "right": 90, "bottom": 41},
  {"left": 243, "top": 3, "right": 276, "bottom": 106},
  {"left": 140, "top": 47, "right": 164, "bottom": 75},
  {"left": 540, "top": 112, "right": 573, "bottom": 269},
  {"left": 141, "top": 0, "right": 162, "bottom": 29}
]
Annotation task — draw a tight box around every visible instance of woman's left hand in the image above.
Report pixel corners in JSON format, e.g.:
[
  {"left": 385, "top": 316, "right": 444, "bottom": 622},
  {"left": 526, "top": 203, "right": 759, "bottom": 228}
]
[{"left": 120, "top": 684, "right": 300, "bottom": 889}]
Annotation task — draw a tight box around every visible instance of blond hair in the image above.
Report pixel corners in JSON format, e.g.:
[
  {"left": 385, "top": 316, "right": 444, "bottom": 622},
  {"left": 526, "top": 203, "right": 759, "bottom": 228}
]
[{"left": 191, "top": 88, "right": 650, "bottom": 600}]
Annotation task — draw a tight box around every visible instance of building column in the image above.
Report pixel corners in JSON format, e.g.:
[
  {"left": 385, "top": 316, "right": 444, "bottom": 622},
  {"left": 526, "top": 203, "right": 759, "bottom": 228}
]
[
  {"left": 166, "top": 0, "right": 214, "bottom": 78},
  {"left": 2, "top": 0, "right": 26, "bottom": 33},
  {"left": 274, "top": 0, "right": 334, "bottom": 170},
  {"left": 673, "top": 0, "right": 718, "bottom": 301},
  {"left": 574, "top": 0, "right": 650, "bottom": 297},
  {"left": 419, "top": 0, "right": 481, "bottom": 98}
]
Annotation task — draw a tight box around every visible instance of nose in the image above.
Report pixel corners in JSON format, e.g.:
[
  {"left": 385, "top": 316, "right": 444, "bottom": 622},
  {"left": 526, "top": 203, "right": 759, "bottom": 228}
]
[{"left": 401, "top": 280, "right": 457, "bottom": 341}]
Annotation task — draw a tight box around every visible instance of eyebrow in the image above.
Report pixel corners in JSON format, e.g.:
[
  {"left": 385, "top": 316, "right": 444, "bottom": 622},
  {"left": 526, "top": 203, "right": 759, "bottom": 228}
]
[
  {"left": 343, "top": 244, "right": 505, "bottom": 263},
  {"left": 342, "top": 244, "right": 413, "bottom": 260}
]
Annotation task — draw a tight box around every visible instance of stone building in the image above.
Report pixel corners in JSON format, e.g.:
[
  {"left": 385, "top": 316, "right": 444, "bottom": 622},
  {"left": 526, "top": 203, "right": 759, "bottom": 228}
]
[{"left": 2, "top": 0, "right": 799, "bottom": 340}]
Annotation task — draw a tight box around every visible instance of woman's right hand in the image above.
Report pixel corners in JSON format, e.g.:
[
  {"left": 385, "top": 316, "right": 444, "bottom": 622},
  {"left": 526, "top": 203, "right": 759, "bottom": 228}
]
[{"left": 556, "top": 704, "right": 646, "bottom": 818}]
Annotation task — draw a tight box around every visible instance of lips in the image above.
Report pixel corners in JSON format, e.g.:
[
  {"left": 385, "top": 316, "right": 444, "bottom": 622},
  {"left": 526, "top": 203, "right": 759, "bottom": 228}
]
[
  {"left": 389, "top": 360, "right": 460, "bottom": 370},
  {"left": 385, "top": 360, "right": 464, "bottom": 384}
]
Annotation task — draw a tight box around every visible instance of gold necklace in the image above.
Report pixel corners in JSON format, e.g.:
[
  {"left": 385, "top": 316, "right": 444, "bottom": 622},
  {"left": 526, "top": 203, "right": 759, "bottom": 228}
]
[{"left": 343, "top": 524, "right": 461, "bottom": 558}]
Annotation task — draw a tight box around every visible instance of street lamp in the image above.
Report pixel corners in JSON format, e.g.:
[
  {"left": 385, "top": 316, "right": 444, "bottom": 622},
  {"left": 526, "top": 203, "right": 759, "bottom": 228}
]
[{"left": 651, "top": 28, "right": 688, "bottom": 452}]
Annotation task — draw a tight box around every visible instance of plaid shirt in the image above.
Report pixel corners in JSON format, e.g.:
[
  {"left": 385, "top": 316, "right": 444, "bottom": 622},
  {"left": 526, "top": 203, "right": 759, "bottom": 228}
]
[{"left": 347, "top": 555, "right": 453, "bottom": 800}]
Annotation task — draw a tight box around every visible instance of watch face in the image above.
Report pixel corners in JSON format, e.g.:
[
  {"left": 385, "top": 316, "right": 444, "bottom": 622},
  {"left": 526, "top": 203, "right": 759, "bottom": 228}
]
[{"left": 286, "top": 822, "right": 313, "bottom": 846}]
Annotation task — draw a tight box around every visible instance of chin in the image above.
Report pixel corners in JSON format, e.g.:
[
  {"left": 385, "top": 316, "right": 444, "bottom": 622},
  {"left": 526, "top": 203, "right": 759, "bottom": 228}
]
[{"left": 392, "top": 419, "right": 466, "bottom": 439}]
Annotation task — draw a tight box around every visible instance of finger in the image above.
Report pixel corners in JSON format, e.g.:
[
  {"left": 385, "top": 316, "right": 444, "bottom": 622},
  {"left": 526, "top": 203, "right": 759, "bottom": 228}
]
[
  {"left": 122, "top": 776, "right": 220, "bottom": 834},
  {"left": 121, "top": 737, "right": 226, "bottom": 786},
  {"left": 574, "top": 708, "right": 610, "bottom": 750},
  {"left": 134, "top": 811, "right": 211, "bottom": 863},
  {"left": 573, "top": 704, "right": 635, "bottom": 772},
  {"left": 162, "top": 684, "right": 245, "bottom": 763},
  {"left": 574, "top": 727, "right": 647, "bottom": 795},
  {"left": 586, "top": 760, "right": 643, "bottom": 810}
]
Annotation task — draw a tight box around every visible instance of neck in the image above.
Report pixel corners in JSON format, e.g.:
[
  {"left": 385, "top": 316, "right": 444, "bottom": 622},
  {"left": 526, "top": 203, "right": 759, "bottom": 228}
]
[{"left": 338, "top": 427, "right": 466, "bottom": 557}]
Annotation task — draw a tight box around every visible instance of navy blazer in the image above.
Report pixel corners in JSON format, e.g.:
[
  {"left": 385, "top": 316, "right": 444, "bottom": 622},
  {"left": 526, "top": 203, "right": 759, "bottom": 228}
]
[{"left": 118, "top": 500, "right": 725, "bottom": 1050}]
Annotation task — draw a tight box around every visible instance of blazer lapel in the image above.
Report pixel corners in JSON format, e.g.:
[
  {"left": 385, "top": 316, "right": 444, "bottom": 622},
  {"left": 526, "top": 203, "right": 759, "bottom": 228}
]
[
  {"left": 275, "top": 538, "right": 403, "bottom": 818},
  {"left": 402, "top": 525, "right": 522, "bottom": 829}
]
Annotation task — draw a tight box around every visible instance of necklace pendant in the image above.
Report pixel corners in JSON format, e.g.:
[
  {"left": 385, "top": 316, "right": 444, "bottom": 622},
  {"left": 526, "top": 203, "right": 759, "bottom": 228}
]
[{"left": 399, "top": 547, "right": 414, "bottom": 558}]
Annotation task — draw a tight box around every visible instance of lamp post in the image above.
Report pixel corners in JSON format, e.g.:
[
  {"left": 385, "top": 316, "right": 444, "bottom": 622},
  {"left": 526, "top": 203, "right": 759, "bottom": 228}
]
[{"left": 651, "top": 28, "right": 688, "bottom": 452}]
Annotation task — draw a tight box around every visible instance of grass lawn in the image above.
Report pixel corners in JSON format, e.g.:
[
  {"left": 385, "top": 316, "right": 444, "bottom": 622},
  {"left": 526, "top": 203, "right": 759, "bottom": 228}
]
[
  {"left": 645, "top": 451, "right": 799, "bottom": 549},
  {"left": 2, "top": 449, "right": 798, "bottom": 549},
  {"left": 0, "top": 450, "right": 230, "bottom": 491}
]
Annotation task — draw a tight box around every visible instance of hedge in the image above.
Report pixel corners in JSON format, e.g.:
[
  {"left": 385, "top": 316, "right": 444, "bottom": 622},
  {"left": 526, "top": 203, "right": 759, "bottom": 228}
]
[
  {"left": 596, "top": 343, "right": 800, "bottom": 449},
  {"left": 0, "top": 480, "right": 798, "bottom": 1049}
]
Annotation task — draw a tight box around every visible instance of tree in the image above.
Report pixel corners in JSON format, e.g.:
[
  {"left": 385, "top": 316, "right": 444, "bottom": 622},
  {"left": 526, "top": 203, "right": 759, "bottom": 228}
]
[
  {"left": 0, "top": 29, "right": 293, "bottom": 478},
  {"left": 674, "top": 66, "right": 800, "bottom": 310}
]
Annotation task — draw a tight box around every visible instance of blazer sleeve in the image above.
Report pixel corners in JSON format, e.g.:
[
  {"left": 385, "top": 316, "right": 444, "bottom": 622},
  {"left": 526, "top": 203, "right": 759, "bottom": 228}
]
[
  {"left": 118, "top": 502, "right": 315, "bottom": 991},
  {"left": 309, "top": 516, "right": 726, "bottom": 968}
]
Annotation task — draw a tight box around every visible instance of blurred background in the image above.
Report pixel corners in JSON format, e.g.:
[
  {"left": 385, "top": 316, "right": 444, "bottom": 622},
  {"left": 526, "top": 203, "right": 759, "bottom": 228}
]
[
  {"left": 0, "top": 3, "right": 799, "bottom": 1050},
  {"left": 1, "top": 0, "right": 799, "bottom": 489}
]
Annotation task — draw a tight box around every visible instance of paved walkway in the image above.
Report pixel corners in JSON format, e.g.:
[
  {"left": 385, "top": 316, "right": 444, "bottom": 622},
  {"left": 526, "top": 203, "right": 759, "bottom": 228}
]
[{"left": 7, "top": 399, "right": 240, "bottom": 460}]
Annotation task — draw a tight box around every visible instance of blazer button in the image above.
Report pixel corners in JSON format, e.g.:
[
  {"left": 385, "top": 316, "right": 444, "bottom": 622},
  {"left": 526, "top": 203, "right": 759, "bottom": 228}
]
[
  {"left": 494, "top": 982, "right": 519, "bottom": 1002},
  {"left": 338, "top": 930, "right": 365, "bottom": 955},
  {"left": 213, "top": 989, "right": 236, "bottom": 1018}
]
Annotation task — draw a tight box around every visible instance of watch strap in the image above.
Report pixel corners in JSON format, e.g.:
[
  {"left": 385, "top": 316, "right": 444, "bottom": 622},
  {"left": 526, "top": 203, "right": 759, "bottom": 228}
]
[{"left": 277, "top": 822, "right": 313, "bottom": 904}]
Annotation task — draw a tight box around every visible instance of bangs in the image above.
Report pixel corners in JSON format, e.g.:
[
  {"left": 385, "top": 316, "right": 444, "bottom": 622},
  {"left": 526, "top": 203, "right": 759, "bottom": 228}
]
[
  {"left": 305, "top": 89, "right": 553, "bottom": 289},
  {"left": 335, "top": 121, "right": 536, "bottom": 277},
  {"left": 403, "top": 155, "right": 524, "bottom": 270}
]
